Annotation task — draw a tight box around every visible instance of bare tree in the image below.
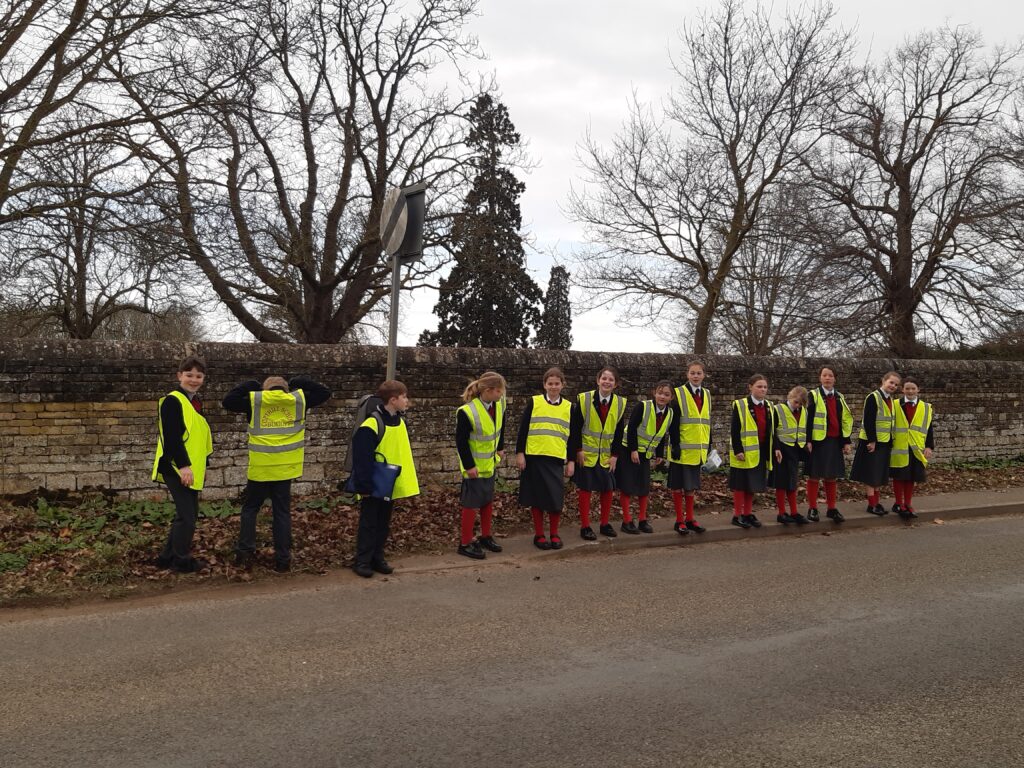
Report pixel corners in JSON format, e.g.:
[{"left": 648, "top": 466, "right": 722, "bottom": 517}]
[
  {"left": 805, "top": 25, "right": 1024, "bottom": 356},
  {"left": 116, "top": 0, "right": 484, "bottom": 343},
  {"left": 0, "top": 120, "right": 190, "bottom": 339},
  {"left": 569, "top": 0, "right": 854, "bottom": 353},
  {"left": 0, "top": 0, "right": 218, "bottom": 224},
  {"left": 713, "top": 193, "right": 866, "bottom": 355}
]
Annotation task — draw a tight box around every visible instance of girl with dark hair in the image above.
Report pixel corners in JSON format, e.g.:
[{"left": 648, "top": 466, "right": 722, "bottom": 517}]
[
  {"left": 804, "top": 366, "right": 853, "bottom": 523},
  {"left": 516, "top": 367, "right": 575, "bottom": 550},
  {"left": 728, "top": 374, "right": 781, "bottom": 529},
  {"left": 571, "top": 366, "right": 627, "bottom": 540}
]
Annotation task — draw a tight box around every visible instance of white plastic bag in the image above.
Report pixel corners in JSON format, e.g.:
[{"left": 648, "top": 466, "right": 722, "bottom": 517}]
[{"left": 702, "top": 448, "right": 723, "bottom": 472}]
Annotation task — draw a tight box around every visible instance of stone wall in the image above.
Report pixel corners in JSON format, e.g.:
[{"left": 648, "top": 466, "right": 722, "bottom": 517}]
[{"left": 1, "top": 340, "right": 1022, "bottom": 499}]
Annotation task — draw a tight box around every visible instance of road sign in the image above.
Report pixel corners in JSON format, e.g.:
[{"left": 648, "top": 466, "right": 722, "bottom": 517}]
[{"left": 380, "top": 182, "right": 427, "bottom": 261}]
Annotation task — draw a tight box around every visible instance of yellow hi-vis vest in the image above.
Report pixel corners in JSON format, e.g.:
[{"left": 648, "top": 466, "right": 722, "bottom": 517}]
[
  {"left": 809, "top": 389, "right": 853, "bottom": 442},
  {"left": 669, "top": 386, "right": 711, "bottom": 465},
  {"left": 774, "top": 403, "right": 807, "bottom": 448},
  {"left": 729, "top": 399, "right": 774, "bottom": 470},
  {"left": 525, "top": 395, "right": 571, "bottom": 459},
  {"left": 457, "top": 396, "right": 505, "bottom": 478},
  {"left": 622, "top": 400, "right": 674, "bottom": 459},
  {"left": 890, "top": 400, "right": 934, "bottom": 468},
  {"left": 858, "top": 390, "right": 895, "bottom": 444},
  {"left": 152, "top": 390, "right": 213, "bottom": 490},
  {"left": 361, "top": 414, "right": 419, "bottom": 499},
  {"left": 578, "top": 391, "right": 626, "bottom": 468},
  {"left": 247, "top": 389, "right": 307, "bottom": 481}
]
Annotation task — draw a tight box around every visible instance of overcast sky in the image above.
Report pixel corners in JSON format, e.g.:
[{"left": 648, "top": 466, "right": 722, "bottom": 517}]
[{"left": 399, "top": 0, "right": 1022, "bottom": 353}]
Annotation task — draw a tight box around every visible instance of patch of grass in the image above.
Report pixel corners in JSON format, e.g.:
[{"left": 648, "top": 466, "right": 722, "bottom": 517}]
[
  {"left": 947, "top": 455, "right": 1024, "bottom": 471},
  {"left": 0, "top": 553, "right": 28, "bottom": 573}
]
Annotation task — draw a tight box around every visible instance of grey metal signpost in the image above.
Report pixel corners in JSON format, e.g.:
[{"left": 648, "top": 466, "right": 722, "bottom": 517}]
[{"left": 379, "top": 182, "right": 427, "bottom": 380}]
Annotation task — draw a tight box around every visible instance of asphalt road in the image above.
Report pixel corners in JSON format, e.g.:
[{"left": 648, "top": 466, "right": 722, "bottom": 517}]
[{"left": 3, "top": 516, "right": 1024, "bottom": 767}]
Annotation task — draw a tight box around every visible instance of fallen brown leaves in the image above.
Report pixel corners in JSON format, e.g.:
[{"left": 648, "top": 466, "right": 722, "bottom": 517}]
[{"left": 1, "top": 459, "right": 1021, "bottom": 607}]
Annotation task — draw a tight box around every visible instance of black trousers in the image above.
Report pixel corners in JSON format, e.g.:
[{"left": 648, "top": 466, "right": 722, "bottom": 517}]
[
  {"left": 236, "top": 479, "right": 293, "bottom": 564},
  {"left": 355, "top": 497, "right": 394, "bottom": 566},
  {"left": 159, "top": 463, "right": 200, "bottom": 566}
]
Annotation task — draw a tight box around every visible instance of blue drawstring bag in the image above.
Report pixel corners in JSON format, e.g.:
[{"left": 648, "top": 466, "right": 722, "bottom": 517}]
[{"left": 344, "top": 451, "right": 402, "bottom": 500}]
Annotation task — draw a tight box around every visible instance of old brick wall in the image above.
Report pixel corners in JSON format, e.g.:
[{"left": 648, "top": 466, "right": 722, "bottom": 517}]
[{"left": 1, "top": 340, "right": 1022, "bottom": 499}]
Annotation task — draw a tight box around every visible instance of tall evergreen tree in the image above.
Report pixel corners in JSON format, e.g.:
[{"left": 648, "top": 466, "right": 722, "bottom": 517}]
[
  {"left": 535, "top": 265, "right": 573, "bottom": 349},
  {"left": 419, "top": 95, "right": 541, "bottom": 348}
]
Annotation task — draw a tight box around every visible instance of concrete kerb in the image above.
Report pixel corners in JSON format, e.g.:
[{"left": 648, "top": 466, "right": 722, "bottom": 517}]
[{"left": 392, "top": 489, "right": 1024, "bottom": 576}]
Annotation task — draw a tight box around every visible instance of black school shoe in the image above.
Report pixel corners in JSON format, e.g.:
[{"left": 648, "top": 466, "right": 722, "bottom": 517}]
[
  {"left": 372, "top": 559, "right": 394, "bottom": 574},
  {"left": 172, "top": 557, "right": 209, "bottom": 574},
  {"left": 533, "top": 535, "right": 551, "bottom": 550},
  {"left": 352, "top": 562, "right": 374, "bottom": 578},
  {"left": 599, "top": 524, "right": 617, "bottom": 538},
  {"left": 233, "top": 551, "right": 255, "bottom": 570},
  {"left": 731, "top": 516, "right": 751, "bottom": 529},
  {"left": 478, "top": 536, "right": 503, "bottom": 553},
  {"left": 777, "top": 514, "right": 793, "bottom": 525},
  {"left": 273, "top": 559, "right": 291, "bottom": 573},
  {"left": 673, "top": 521, "right": 690, "bottom": 536},
  {"left": 826, "top": 508, "right": 845, "bottom": 523},
  {"left": 458, "top": 542, "right": 486, "bottom": 560},
  {"left": 580, "top": 526, "right": 598, "bottom": 541},
  {"left": 621, "top": 520, "right": 640, "bottom": 534},
  {"left": 874, "top": 504, "right": 887, "bottom": 516},
  {"left": 743, "top": 514, "right": 762, "bottom": 528},
  {"left": 638, "top": 520, "right": 654, "bottom": 534},
  {"left": 905, "top": 507, "right": 918, "bottom": 519},
  {"left": 867, "top": 503, "right": 885, "bottom": 515},
  {"left": 807, "top": 508, "right": 820, "bottom": 522},
  {"left": 549, "top": 536, "right": 564, "bottom": 550},
  {"left": 790, "top": 513, "right": 810, "bottom": 525},
  {"left": 685, "top": 520, "right": 706, "bottom": 534}
]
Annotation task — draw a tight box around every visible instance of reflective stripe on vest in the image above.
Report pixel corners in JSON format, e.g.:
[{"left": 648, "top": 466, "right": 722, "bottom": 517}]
[
  {"left": 774, "top": 403, "right": 807, "bottom": 448},
  {"left": 809, "top": 389, "right": 853, "bottom": 441},
  {"left": 152, "top": 390, "right": 213, "bottom": 490},
  {"left": 363, "top": 415, "right": 419, "bottom": 499},
  {"left": 247, "top": 389, "right": 306, "bottom": 481},
  {"left": 458, "top": 396, "right": 505, "bottom": 478},
  {"left": 669, "top": 386, "right": 710, "bottom": 465},
  {"left": 858, "top": 390, "right": 894, "bottom": 443},
  {"left": 525, "top": 395, "right": 571, "bottom": 459},
  {"left": 622, "top": 400, "right": 674, "bottom": 458},
  {"left": 578, "top": 391, "right": 626, "bottom": 468}
]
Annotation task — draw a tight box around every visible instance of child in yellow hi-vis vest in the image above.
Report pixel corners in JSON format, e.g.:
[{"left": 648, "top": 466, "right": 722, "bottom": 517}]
[
  {"left": 152, "top": 356, "right": 213, "bottom": 574},
  {"left": 223, "top": 374, "right": 331, "bottom": 572},
  {"left": 350, "top": 380, "right": 419, "bottom": 578},
  {"left": 455, "top": 371, "right": 507, "bottom": 560},
  {"left": 889, "top": 376, "right": 935, "bottom": 520}
]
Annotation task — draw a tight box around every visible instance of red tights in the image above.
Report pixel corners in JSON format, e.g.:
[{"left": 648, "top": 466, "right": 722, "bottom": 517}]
[
  {"left": 532, "top": 508, "right": 560, "bottom": 539},
  {"left": 460, "top": 503, "right": 494, "bottom": 545},
  {"left": 806, "top": 479, "right": 837, "bottom": 509},
  {"left": 732, "top": 491, "right": 754, "bottom": 517},
  {"left": 892, "top": 480, "right": 915, "bottom": 508},
  {"left": 775, "top": 489, "right": 798, "bottom": 516},
  {"left": 619, "top": 492, "right": 649, "bottom": 523},
  {"left": 671, "top": 491, "right": 696, "bottom": 523},
  {"left": 578, "top": 490, "right": 613, "bottom": 528}
]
